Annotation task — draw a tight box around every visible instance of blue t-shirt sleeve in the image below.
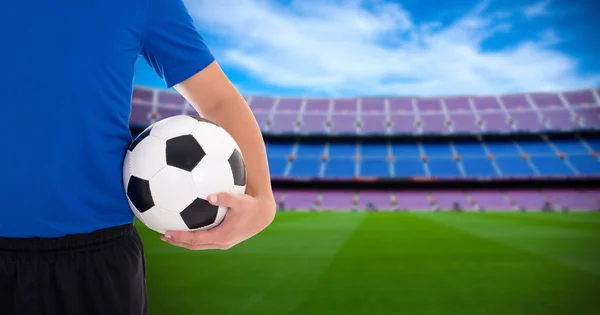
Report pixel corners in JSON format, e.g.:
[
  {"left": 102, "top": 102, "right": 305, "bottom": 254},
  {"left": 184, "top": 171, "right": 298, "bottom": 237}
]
[{"left": 140, "top": 0, "right": 215, "bottom": 88}]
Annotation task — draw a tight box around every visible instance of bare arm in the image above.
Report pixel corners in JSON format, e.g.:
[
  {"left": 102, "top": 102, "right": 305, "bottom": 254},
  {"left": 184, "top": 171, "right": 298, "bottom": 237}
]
[{"left": 162, "top": 60, "right": 276, "bottom": 249}]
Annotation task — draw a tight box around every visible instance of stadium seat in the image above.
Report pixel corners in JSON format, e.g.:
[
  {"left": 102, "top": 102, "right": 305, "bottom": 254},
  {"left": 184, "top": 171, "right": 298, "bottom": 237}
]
[
  {"left": 462, "top": 157, "right": 497, "bottom": 177},
  {"left": 568, "top": 156, "right": 600, "bottom": 175},
  {"left": 288, "top": 157, "right": 322, "bottom": 177},
  {"left": 431, "top": 191, "right": 469, "bottom": 210},
  {"left": 358, "top": 191, "right": 392, "bottom": 210},
  {"left": 394, "top": 158, "right": 427, "bottom": 177},
  {"left": 359, "top": 158, "right": 390, "bottom": 177},
  {"left": 427, "top": 158, "right": 462, "bottom": 177},
  {"left": 495, "top": 157, "right": 536, "bottom": 177},
  {"left": 324, "top": 157, "right": 355, "bottom": 177},
  {"left": 320, "top": 191, "right": 354, "bottom": 209},
  {"left": 530, "top": 156, "right": 575, "bottom": 176},
  {"left": 268, "top": 157, "right": 288, "bottom": 177},
  {"left": 282, "top": 190, "right": 318, "bottom": 210}
]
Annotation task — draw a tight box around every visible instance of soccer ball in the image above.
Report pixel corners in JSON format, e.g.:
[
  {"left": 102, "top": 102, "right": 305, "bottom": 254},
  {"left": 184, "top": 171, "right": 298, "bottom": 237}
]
[{"left": 123, "top": 115, "right": 246, "bottom": 234}]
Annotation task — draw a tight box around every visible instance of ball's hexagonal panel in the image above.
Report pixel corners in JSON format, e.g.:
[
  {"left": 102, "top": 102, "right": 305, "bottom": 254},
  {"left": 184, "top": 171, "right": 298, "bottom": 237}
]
[
  {"left": 128, "top": 124, "right": 154, "bottom": 151},
  {"left": 191, "top": 122, "right": 237, "bottom": 159},
  {"left": 189, "top": 115, "right": 217, "bottom": 126},
  {"left": 149, "top": 166, "right": 197, "bottom": 213},
  {"left": 122, "top": 150, "right": 132, "bottom": 190},
  {"left": 141, "top": 206, "right": 190, "bottom": 234},
  {"left": 191, "top": 155, "right": 234, "bottom": 199},
  {"left": 228, "top": 149, "right": 246, "bottom": 186},
  {"left": 126, "top": 176, "right": 154, "bottom": 213},
  {"left": 129, "top": 136, "right": 167, "bottom": 180},
  {"left": 166, "top": 135, "right": 205, "bottom": 171},
  {"left": 149, "top": 115, "right": 198, "bottom": 140},
  {"left": 180, "top": 198, "right": 219, "bottom": 230}
]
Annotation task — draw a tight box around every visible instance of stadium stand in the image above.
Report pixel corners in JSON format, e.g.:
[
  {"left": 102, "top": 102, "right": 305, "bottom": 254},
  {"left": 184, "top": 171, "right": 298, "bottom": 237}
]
[{"left": 130, "top": 87, "right": 600, "bottom": 212}]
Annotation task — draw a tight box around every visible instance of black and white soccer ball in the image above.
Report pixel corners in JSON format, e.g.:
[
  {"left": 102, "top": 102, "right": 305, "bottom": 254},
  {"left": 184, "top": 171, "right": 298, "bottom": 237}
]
[{"left": 123, "top": 115, "right": 246, "bottom": 234}]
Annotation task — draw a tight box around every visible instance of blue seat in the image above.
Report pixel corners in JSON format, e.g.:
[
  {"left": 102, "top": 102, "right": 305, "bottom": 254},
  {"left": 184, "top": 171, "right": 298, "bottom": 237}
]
[
  {"left": 531, "top": 156, "right": 575, "bottom": 176},
  {"left": 517, "top": 140, "right": 554, "bottom": 155},
  {"left": 268, "top": 157, "right": 288, "bottom": 176},
  {"left": 583, "top": 138, "right": 600, "bottom": 152},
  {"left": 394, "top": 158, "right": 426, "bottom": 177},
  {"left": 360, "top": 142, "right": 388, "bottom": 157},
  {"left": 360, "top": 158, "right": 390, "bottom": 176},
  {"left": 551, "top": 138, "right": 588, "bottom": 154},
  {"left": 462, "top": 157, "right": 497, "bottom": 177},
  {"left": 485, "top": 141, "right": 520, "bottom": 156},
  {"left": 495, "top": 157, "right": 535, "bottom": 176},
  {"left": 422, "top": 141, "right": 453, "bottom": 156},
  {"left": 427, "top": 158, "right": 462, "bottom": 177},
  {"left": 266, "top": 142, "right": 293, "bottom": 156},
  {"left": 392, "top": 142, "right": 420, "bottom": 156},
  {"left": 324, "top": 157, "right": 355, "bottom": 177},
  {"left": 453, "top": 141, "right": 486, "bottom": 156},
  {"left": 296, "top": 143, "right": 325, "bottom": 156},
  {"left": 328, "top": 143, "right": 357, "bottom": 157},
  {"left": 567, "top": 156, "right": 600, "bottom": 175},
  {"left": 288, "top": 157, "right": 322, "bottom": 177}
]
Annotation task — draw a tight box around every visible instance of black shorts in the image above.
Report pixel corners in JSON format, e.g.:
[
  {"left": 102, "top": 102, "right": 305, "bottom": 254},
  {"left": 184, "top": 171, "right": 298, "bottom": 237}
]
[{"left": 0, "top": 224, "right": 148, "bottom": 315}]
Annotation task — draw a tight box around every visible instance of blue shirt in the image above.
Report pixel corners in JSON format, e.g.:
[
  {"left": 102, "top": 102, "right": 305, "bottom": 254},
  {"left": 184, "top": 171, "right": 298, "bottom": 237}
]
[{"left": 0, "top": 0, "right": 214, "bottom": 238}]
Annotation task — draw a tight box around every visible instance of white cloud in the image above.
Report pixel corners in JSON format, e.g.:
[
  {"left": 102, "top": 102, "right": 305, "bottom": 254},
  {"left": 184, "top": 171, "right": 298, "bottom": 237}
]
[
  {"left": 185, "top": 0, "right": 598, "bottom": 96},
  {"left": 523, "top": 0, "right": 552, "bottom": 18}
]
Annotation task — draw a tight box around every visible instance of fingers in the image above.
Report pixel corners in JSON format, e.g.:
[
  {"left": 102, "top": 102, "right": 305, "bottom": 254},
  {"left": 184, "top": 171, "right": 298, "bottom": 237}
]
[
  {"left": 207, "top": 192, "right": 246, "bottom": 209},
  {"left": 163, "top": 229, "right": 221, "bottom": 245},
  {"left": 161, "top": 236, "right": 233, "bottom": 250}
]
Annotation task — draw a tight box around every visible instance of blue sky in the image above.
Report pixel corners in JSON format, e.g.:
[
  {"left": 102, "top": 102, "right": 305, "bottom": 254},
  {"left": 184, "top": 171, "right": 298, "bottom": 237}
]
[{"left": 133, "top": 0, "right": 600, "bottom": 97}]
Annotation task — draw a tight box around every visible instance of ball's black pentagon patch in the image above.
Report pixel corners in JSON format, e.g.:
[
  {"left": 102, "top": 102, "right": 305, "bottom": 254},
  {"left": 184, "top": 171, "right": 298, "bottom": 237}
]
[
  {"left": 127, "top": 176, "right": 154, "bottom": 213},
  {"left": 166, "top": 135, "right": 205, "bottom": 171},
  {"left": 189, "top": 115, "right": 217, "bottom": 126},
  {"left": 228, "top": 149, "right": 246, "bottom": 186},
  {"left": 129, "top": 124, "right": 154, "bottom": 152},
  {"left": 180, "top": 198, "right": 219, "bottom": 229}
]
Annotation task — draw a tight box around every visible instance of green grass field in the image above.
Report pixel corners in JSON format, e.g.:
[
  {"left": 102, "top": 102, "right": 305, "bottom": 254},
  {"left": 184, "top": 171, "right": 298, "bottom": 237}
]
[{"left": 138, "top": 212, "right": 600, "bottom": 315}]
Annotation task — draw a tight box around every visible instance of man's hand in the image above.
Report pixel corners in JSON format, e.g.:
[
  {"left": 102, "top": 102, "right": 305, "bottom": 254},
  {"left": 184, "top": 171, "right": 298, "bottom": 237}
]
[{"left": 161, "top": 192, "right": 276, "bottom": 250}]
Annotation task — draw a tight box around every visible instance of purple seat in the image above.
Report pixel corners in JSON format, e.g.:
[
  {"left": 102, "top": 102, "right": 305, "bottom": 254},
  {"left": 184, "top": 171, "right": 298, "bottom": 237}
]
[
  {"left": 320, "top": 191, "right": 354, "bottom": 210},
  {"left": 132, "top": 88, "right": 153, "bottom": 104},
  {"left": 270, "top": 113, "right": 298, "bottom": 133},
  {"left": 360, "top": 114, "right": 386, "bottom": 134},
  {"left": 330, "top": 114, "right": 357, "bottom": 134},
  {"left": 283, "top": 191, "right": 317, "bottom": 210},
  {"left": 184, "top": 104, "right": 198, "bottom": 115},
  {"left": 305, "top": 99, "right": 330, "bottom": 113},
  {"left": 358, "top": 192, "right": 392, "bottom": 210},
  {"left": 390, "top": 114, "right": 417, "bottom": 133},
  {"left": 563, "top": 90, "right": 597, "bottom": 106},
  {"left": 450, "top": 113, "right": 480, "bottom": 132},
  {"left": 253, "top": 112, "right": 270, "bottom": 131},
  {"left": 445, "top": 97, "right": 471, "bottom": 112},
  {"left": 501, "top": 94, "right": 532, "bottom": 110},
  {"left": 158, "top": 91, "right": 186, "bottom": 106},
  {"left": 431, "top": 192, "right": 469, "bottom": 210},
  {"left": 395, "top": 192, "right": 431, "bottom": 210},
  {"left": 468, "top": 191, "right": 512, "bottom": 210},
  {"left": 543, "top": 109, "right": 579, "bottom": 130},
  {"left": 333, "top": 99, "right": 357, "bottom": 113},
  {"left": 361, "top": 98, "right": 385, "bottom": 113},
  {"left": 250, "top": 97, "right": 275, "bottom": 112},
  {"left": 480, "top": 113, "right": 512, "bottom": 132},
  {"left": 421, "top": 114, "right": 449, "bottom": 133},
  {"left": 389, "top": 97, "right": 413, "bottom": 113},
  {"left": 417, "top": 97, "right": 442, "bottom": 113},
  {"left": 544, "top": 190, "right": 599, "bottom": 211},
  {"left": 277, "top": 98, "right": 302, "bottom": 111},
  {"left": 472, "top": 96, "right": 501, "bottom": 111},
  {"left": 130, "top": 103, "right": 153, "bottom": 127},
  {"left": 506, "top": 191, "right": 546, "bottom": 210},
  {"left": 298, "top": 113, "right": 327, "bottom": 134},
  {"left": 576, "top": 107, "right": 600, "bottom": 128},
  {"left": 512, "top": 111, "right": 545, "bottom": 131},
  {"left": 529, "top": 93, "right": 563, "bottom": 108}
]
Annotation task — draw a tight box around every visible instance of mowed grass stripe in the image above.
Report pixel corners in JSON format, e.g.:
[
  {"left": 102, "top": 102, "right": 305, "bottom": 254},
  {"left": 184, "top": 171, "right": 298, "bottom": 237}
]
[
  {"left": 291, "top": 212, "right": 599, "bottom": 315},
  {"left": 481, "top": 212, "right": 600, "bottom": 235},
  {"left": 414, "top": 212, "right": 600, "bottom": 276},
  {"left": 140, "top": 212, "right": 367, "bottom": 315}
]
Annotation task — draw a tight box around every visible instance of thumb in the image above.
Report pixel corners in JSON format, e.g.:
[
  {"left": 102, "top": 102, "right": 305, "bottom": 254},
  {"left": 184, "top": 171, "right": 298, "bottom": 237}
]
[{"left": 207, "top": 192, "right": 244, "bottom": 208}]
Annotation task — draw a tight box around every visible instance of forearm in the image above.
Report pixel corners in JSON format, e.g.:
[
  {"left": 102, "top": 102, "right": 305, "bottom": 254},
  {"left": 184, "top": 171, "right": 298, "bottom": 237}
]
[{"left": 202, "top": 93, "right": 274, "bottom": 202}]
